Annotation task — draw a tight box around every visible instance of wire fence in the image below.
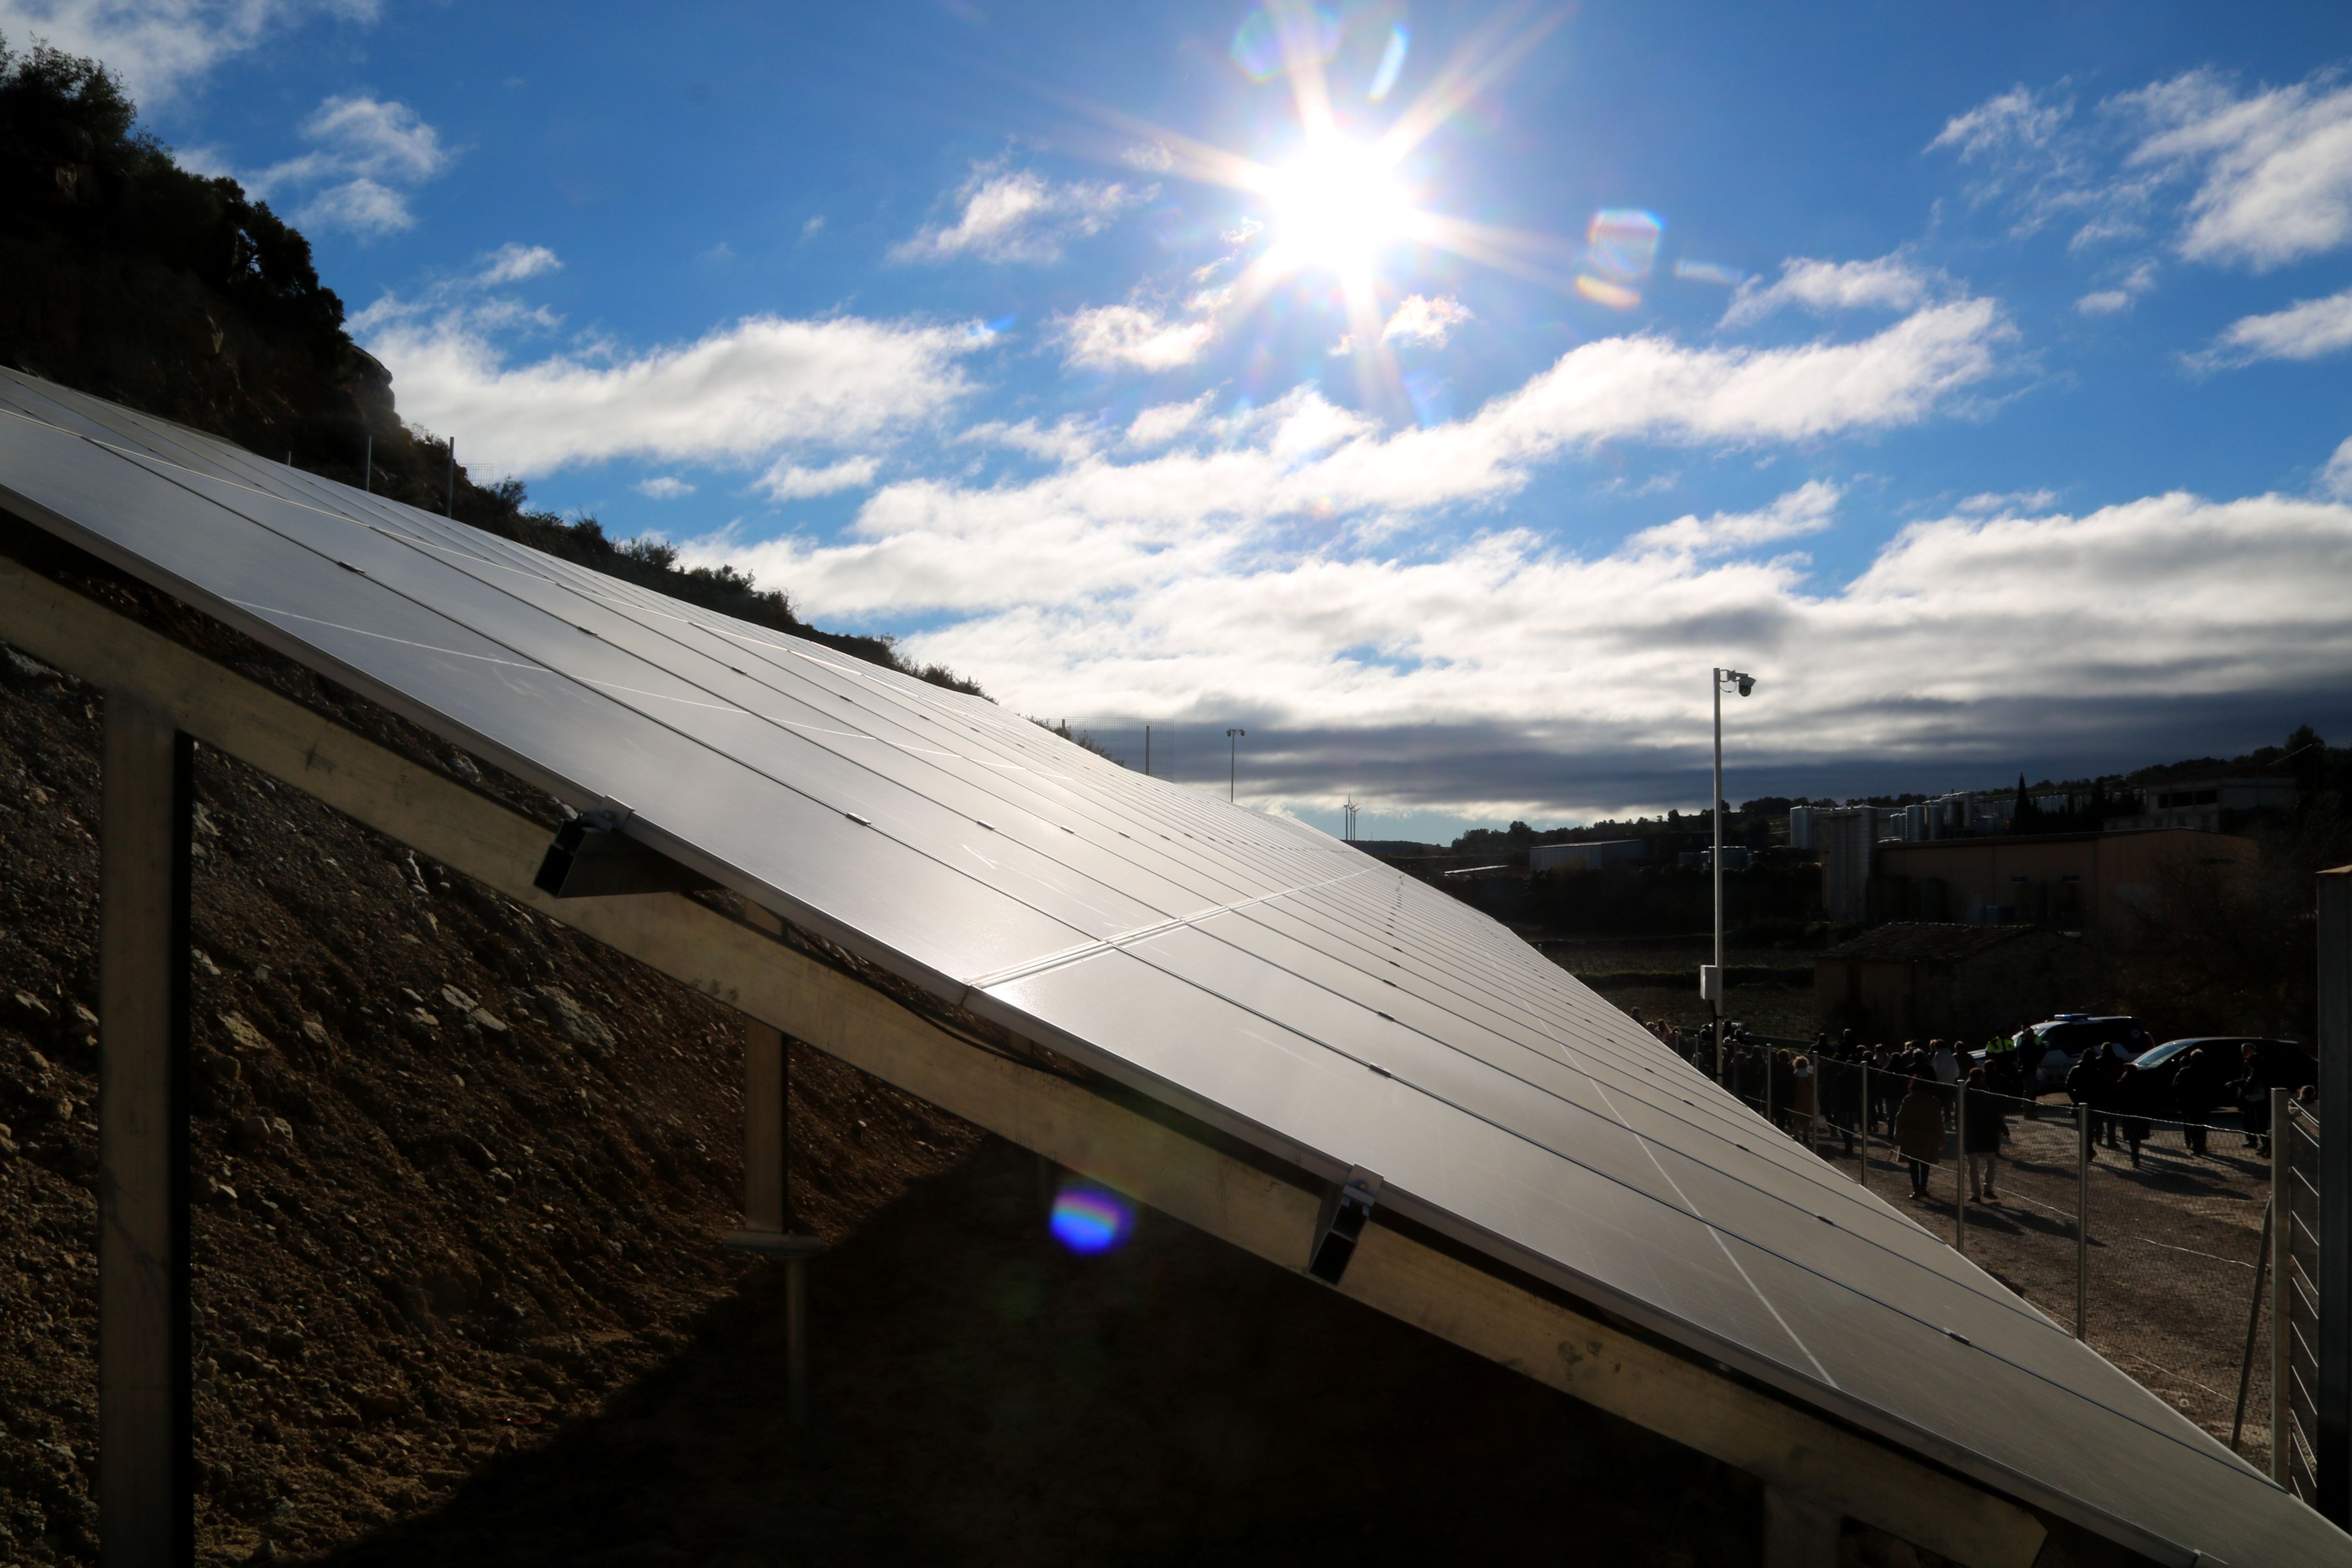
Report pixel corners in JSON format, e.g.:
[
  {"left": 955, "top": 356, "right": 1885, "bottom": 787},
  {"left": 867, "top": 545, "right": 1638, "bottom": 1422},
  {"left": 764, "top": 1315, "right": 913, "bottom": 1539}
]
[
  {"left": 1730, "top": 1054, "right": 2279, "bottom": 1469},
  {"left": 2282, "top": 1097, "right": 2321, "bottom": 1504}
]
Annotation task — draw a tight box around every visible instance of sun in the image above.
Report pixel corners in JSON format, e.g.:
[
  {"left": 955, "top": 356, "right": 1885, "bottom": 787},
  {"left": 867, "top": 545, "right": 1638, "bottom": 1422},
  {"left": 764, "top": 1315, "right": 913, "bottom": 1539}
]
[{"left": 1264, "top": 136, "right": 1414, "bottom": 278}]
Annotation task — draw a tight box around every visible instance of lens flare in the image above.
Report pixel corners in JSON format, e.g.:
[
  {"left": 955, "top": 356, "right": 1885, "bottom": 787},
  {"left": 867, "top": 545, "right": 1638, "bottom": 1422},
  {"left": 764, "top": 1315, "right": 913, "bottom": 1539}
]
[
  {"left": 1575, "top": 274, "right": 1641, "bottom": 310},
  {"left": 1673, "top": 259, "right": 1745, "bottom": 285},
  {"left": 1049, "top": 1179, "right": 1135, "bottom": 1255},
  {"left": 1231, "top": 1, "right": 1343, "bottom": 83},
  {"left": 1586, "top": 209, "right": 1663, "bottom": 282},
  {"left": 1368, "top": 24, "right": 1408, "bottom": 101}
]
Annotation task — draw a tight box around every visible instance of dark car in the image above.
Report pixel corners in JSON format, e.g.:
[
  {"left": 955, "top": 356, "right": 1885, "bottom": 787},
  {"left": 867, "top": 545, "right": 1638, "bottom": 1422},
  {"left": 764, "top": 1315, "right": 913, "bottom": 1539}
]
[
  {"left": 2112, "top": 1037, "right": 2306, "bottom": 1124},
  {"left": 2020, "top": 1015, "right": 2148, "bottom": 1096}
]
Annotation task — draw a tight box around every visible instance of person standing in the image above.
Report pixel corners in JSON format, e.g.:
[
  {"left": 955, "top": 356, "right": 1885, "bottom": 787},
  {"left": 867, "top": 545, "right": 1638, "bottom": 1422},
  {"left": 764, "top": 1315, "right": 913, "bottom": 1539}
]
[
  {"left": 1791, "top": 1054, "right": 1819, "bottom": 1150},
  {"left": 1962, "top": 1067, "right": 2005, "bottom": 1202},
  {"left": 1896, "top": 1075, "right": 1947, "bottom": 1202},
  {"left": 2235, "top": 1042, "right": 2283, "bottom": 1157}
]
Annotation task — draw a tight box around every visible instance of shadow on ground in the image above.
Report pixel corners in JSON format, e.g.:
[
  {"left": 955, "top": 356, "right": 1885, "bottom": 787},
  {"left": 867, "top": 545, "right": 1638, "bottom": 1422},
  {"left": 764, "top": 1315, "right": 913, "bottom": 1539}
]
[{"left": 312, "top": 1138, "right": 1757, "bottom": 1567}]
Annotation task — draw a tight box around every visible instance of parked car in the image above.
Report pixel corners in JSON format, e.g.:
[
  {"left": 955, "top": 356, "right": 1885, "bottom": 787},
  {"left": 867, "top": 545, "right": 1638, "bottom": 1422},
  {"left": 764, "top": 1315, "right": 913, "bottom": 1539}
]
[
  {"left": 2018, "top": 1015, "right": 2148, "bottom": 1097},
  {"left": 2111, "top": 1037, "right": 2309, "bottom": 1123}
]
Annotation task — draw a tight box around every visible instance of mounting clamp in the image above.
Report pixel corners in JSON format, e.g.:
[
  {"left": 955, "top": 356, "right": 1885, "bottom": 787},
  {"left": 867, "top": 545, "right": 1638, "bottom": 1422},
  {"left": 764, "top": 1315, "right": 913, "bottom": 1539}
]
[
  {"left": 1307, "top": 1166, "right": 1383, "bottom": 1286},
  {"left": 533, "top": 807, "right": 718, "bottom": 899}
]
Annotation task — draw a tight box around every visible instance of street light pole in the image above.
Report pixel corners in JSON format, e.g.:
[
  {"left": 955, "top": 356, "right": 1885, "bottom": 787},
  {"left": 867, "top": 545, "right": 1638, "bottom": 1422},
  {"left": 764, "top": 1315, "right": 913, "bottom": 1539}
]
[
  {"left": 1226, "top": 728, "right": 1246, "bottom": 803},
  {"left": 1710, "top": 667, "right": 1756, "bottom": 1086}
]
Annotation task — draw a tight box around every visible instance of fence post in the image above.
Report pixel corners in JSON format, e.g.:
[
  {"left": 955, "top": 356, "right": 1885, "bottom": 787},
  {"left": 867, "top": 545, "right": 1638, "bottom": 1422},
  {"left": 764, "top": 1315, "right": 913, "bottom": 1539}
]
[
  {"left": 2076, "top": 1101, "right": 2090, "bottom": 1341},
  {"left": 2317, "top": 864, "right": 2351, "bottom": 1525},
  {"left": 1857, "top": 1061, "right": 1869, "bottom": 1191},
  {"left": 1954, "top": 1076, "right": 1968, "bottom": 1253},
  {"left": 2235, "top": 1194, "right": 2273, "bottom": 1457},
  {"left": 2275, "top": 1085, "right": 2292, "bottom": 1486}
]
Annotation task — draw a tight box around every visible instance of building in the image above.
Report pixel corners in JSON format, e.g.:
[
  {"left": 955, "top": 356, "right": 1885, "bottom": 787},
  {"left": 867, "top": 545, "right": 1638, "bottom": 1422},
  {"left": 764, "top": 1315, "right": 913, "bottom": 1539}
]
[
  {"left": 1815, "top": 922, "right": 2097, "bottom": 1043},
  {"left": 1528, "top": 837, "right": 1648, "bottom": 874},
  {"left": 1870, "top": 827, "right": 2256, "bottom": 930},
  {"left": 1788, "top": 804, "right": 1817, "bottom": 850},
  {"left": 1816, "top": 805, "right": 1899, "bottom": 923},
  {"left": 2106, "top": 775, "right": 2296, "bottom": 833}
]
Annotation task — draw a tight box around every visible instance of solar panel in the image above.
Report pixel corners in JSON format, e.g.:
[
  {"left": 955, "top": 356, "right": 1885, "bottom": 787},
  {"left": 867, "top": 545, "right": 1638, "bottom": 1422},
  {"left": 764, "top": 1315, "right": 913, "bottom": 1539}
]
[{"left": 0, "top": 368, "right": 2332, "bottom": 1565}]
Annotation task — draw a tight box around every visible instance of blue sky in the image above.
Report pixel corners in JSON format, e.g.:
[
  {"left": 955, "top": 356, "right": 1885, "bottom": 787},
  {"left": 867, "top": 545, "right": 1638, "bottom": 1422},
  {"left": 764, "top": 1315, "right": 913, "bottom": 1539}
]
[{"left": 15, "top": 1, "right": 2352, "bottom": 841}]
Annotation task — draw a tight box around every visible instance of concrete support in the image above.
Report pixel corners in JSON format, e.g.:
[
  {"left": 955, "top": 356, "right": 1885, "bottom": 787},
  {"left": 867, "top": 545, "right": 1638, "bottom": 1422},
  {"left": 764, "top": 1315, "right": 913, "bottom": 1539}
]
[
  {"left": 97, "top": 690, "right": 193, "bottom": 1567},
  {"left": 1763, "top": 1485, "right": 1843, "bottom": 1568}
]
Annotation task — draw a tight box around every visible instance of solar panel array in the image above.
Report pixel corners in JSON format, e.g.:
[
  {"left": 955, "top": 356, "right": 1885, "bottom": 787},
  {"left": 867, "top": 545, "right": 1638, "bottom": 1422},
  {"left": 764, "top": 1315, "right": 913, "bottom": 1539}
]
[{"left": 0, "top": 369, "right": 2333, "bottom": 1566}]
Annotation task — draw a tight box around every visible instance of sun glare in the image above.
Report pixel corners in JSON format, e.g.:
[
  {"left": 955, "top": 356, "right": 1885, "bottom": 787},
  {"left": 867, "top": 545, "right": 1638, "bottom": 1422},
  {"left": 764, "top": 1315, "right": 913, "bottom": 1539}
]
[{"left": 1265, "top": 137, "right": 1413, "bottom": 277}]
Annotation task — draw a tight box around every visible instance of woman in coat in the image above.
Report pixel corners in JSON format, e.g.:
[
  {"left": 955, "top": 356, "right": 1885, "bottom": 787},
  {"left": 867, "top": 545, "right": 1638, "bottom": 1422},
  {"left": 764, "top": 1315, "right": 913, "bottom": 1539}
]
[{"left": 1895, "top": 1075, "right": 1947, "bottom": 1201}]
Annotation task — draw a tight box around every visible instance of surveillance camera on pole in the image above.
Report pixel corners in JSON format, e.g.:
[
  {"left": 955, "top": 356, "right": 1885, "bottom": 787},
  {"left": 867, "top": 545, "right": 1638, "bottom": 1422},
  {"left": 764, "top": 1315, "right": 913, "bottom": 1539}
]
[{"left": 1710, "top": 668, "right": 1757, "bottom": 1087}]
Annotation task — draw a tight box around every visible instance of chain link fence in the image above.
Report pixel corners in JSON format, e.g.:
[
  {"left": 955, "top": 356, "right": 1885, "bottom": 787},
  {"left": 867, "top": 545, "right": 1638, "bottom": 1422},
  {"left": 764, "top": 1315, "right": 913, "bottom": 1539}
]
[
  {"left": 2281, "top": 1097, "right": 2321, "bottom": 1503},
  {"left": 1762, "top": 1055, "right": 2278, "bottom": 1468}
]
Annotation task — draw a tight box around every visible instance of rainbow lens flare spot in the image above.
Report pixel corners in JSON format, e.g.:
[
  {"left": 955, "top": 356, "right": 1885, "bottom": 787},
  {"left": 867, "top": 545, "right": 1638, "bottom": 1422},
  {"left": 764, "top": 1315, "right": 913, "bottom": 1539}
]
[
  {"left": 1232, "top": 1, "right": 1343, "bottom": 83},
  {"left": 1049, "top": 1180, "right": 1136, "bottom": 1255}
]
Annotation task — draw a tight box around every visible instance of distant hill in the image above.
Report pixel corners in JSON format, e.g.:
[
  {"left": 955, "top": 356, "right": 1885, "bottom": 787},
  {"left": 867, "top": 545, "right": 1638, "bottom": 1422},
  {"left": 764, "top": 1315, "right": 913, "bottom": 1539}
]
[{"left": 0, "top": 36, "right": 981, "bottom": 695}]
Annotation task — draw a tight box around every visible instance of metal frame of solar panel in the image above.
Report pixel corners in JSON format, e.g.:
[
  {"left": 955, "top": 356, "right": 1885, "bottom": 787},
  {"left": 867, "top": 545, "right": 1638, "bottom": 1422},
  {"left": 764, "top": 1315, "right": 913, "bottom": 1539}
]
[{"left": 0, "top": 367, "right": 2342, "bottom": 1568}]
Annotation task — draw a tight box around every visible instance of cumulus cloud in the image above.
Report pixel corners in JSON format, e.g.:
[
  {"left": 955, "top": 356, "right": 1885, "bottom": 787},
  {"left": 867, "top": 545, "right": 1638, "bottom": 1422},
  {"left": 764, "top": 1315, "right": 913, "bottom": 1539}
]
[
  {"left": 1625, "top": 481, "right": 1840, "bottom": 554},
  {"left": 243, "top": 93, "right": 449, "bottom": 237},
  {"left": 362, "top": 306, "right": 986, "bottom": 476},
  {"left": 0, "top": 0, "right": 376, "bottom": 102},
  {"left": 2188, "top": 285, "right": 2352, "bottom": 371},
  {"left": 1380, "top": 293, "right": 1473, "bottom": 347},
  {"left": 635, "top": 477, "right": 694, "bottom": 499},
  {"left": 1932, "top": 69, "right": 2352, "bottom": 271},
  {"left": 2123, "top": 69, "right": 2352, "bottom": 271},
  {"left": 1059, "top": 303, "right": 1217, "bottom": 371},
  {"left": 889, "top": 159, "right": 1147, "bottom": 265},
  {"left": 477, "top": 242, "right": 560, "bottom": 284},
  {"left": 688, "top": 474, "right": 2352, "bottom": 817},
  {"left": 1954, "top": 489, "right": 2059, "bottom": 514},
  {"left": 2074, "top": 260, "right": 2156, "bottom": 316},
  {"left": 1721, "top": 255, "right": 1934, "bottom": 327},
  {"left": 756, "top": 455, "right": 879, "bottom": 502}
]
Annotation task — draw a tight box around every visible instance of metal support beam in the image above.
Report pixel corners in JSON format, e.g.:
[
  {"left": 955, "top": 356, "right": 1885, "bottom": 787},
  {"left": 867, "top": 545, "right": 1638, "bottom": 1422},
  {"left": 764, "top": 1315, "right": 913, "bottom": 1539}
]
[
  {"left": 2318, "top": 865, "right": 2351, "bottom": 1525},
  {"left": 723, "top": 902, "right": 821, "bottom": 1425},
  {"left": 2274, "top": 1085, "right": 2293, "bottom": 1487},
  {"left": 97, "top": 690, "right": 193, "bottom": 1568},
  {"left": 0, "top": 558, "right": 2048, "bottom": 1568}
]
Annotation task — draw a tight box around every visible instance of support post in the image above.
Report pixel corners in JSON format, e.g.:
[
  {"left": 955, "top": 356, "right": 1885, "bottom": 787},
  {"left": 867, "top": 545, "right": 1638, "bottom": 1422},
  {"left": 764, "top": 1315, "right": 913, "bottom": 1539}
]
[
  {"left": 2275, "top": 1085, "right": 2293, "bottom": 1485},
  {"left": 2317, "top": 865, "right": 2351, "bottom": 1525},
  {"left": 722, "top": 903, "right": 822, "bottom": 1427},
  {"left": 361, "top": 432, "right": 372, "bottom": 494},
  {"left": 444, "top": 439, "right": 456, "bottom": 516},
  {"left": 98, "top": 691, "right": 193, "bottom": 1568},
  {"left": 2076, "top": 1102, "right": 2090, "bottom": 1341}
]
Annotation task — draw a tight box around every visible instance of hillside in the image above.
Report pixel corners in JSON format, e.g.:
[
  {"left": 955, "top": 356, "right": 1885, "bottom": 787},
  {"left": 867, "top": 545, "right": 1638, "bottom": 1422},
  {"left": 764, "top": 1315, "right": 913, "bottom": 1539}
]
[{"left": 0, "top": 35, "right": 978, "bottom": 696}]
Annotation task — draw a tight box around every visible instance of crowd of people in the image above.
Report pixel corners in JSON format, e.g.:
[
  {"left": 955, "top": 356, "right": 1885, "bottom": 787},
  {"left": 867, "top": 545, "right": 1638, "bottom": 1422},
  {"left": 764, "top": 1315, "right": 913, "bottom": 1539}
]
[{"left": 1632, "top": 1013, "right": 2314, "bottom": 1208}]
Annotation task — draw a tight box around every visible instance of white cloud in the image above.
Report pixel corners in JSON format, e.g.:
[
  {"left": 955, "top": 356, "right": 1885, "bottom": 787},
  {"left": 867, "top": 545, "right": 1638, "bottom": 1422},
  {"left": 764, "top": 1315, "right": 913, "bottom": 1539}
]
[
  {"left": 1380, "top": 293, "right": 1473, "bottom": 347},
  {"left": 1626, "top": 481, "right": 1840, "bottom": 554},
  {"left": 477, "top": 243, "right": 560, "bottom": 285},
  {"left": 0, "top": 0, "right": 376, "bottom": 102},
  {"left": 801, "top": 215, "right": 825, "bottom": 239},
  {"left": 1125, "top": 395, "right": 1213, "bottom": 448},
  {"left": 2124, "top": 70, "right": 2352, "bottom": 271},
  {"left": 691, "top": 300, "right": 2010, "bottom": 625},
  {"left": 756, "top": 455, "right": 878, "bottom": 501},
  {"left": 362, "top": 308, "right": 986, "bottom": 476},
  {"left": 2190, "top": 285, "right": 2352, "bottom": 371},
  {"left": 636, "top": 477, "right": 694, "bottom": 499},
  {"left": 2075, "top": 260, "right": 2155, "bottom": 315},
  {"left": 889, "top": 159, "right": 1147, "bottom": 265},
  {"left": 1932, "top": 70, "right": 2352, "bottom": 270},
  {"left": 239, "top": 93, "right": 449, "bottom": 237},
  {"left": 2324, "top": 437, "right": 2352, "bottom": 500},
  {"left": 1721, "top": 255, "right": 1932, "bottom": 328},
  {"left": 1059, "top": 303, "right": 1216, "bottom": 371},
  {"left": 1121, "top": 141, "right": 1174, "bottom": 172},
  {"left": 1954, "top": 489, "right": 2059, "bottom": 515}
]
